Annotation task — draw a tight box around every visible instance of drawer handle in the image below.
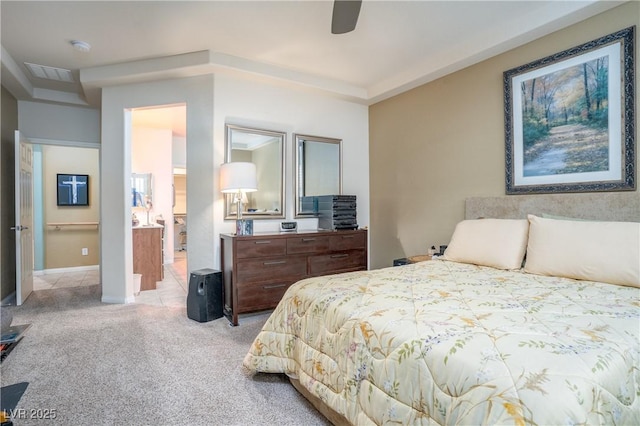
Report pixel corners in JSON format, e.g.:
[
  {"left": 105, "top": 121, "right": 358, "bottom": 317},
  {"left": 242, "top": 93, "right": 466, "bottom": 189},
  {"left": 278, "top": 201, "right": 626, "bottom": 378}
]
[
  {"left": 263, "top": 260, "right": 286, "bottom": 265},
  {"left": 263, "top": 283, "right": 287, "bottom": 289},
  {"left": 331, "top": 254, "right": 349, "bottom": 258},
  {"left": 302, "top": 238, "right": 316, "bottom": 242},
  {"left": 255, "top": 240, "right": 272, "bottom": 245},
  {"left": 342, "top": 235, "right": 355, "bottom": 239}
]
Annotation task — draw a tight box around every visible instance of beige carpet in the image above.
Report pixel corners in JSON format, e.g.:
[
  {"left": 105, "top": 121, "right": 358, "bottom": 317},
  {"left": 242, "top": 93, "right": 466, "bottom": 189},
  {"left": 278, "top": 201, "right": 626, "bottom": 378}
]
[{"left": 0, "top": 285, "right": 329, "bottom": 425}]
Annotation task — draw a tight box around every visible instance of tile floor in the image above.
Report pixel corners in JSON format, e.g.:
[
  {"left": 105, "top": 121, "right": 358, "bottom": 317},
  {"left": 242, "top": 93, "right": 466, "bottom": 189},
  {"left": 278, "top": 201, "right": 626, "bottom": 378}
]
[
  {"left": 33, "top": 268, "right": 102, "bottom": 290},
  {"left": 33, "top": 250, "right": 188, "bottom": 308},
  {"left": 134, "top": 251, "right": 188, "bottom": 307}
]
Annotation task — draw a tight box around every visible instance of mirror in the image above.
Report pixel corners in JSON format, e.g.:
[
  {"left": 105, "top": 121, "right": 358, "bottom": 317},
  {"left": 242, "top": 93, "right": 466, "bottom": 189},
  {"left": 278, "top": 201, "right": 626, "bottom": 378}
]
[
  {"left": 294, "top": 134, "right": 342, "bottom": 217},
  {"left": 131, "top": 173, "right": 152, "bottom": 207},
  {"left": 224, "top": 124, "right": 285, "bottom": 219}
]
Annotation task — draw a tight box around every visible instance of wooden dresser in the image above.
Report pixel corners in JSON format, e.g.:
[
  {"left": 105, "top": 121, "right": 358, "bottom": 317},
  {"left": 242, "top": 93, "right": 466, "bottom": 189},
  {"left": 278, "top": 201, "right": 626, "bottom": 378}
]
[
  {"left": 132, "top": 225, "right": 164, "bottom": 291},
  {"left": 220, "top": 229, "right": 367, "bottom": 325}
]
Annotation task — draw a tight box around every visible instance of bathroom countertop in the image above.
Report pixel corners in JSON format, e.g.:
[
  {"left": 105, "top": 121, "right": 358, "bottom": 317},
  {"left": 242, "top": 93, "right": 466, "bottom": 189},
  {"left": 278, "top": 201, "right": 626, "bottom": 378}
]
[{"left": 132, "top": 223, "right": 164, "bottom": 229}]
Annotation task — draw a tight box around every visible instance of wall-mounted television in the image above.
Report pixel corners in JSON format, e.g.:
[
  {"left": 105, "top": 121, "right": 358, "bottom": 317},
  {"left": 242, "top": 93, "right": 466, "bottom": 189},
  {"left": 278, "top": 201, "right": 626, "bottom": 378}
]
[{"left": 57, "top": 174, "right": 89, "bottom": 206}]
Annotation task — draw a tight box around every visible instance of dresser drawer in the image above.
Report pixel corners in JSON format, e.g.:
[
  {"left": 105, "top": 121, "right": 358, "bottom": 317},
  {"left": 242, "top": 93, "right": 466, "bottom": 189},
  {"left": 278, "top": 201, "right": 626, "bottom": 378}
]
[
  {"left": 236, "top": 256, "right": 306, "bottom": 283},
  {"left": 329, "top": 232, "right": 366, "bottom": 251},
  {"left": 309, "top": 250, "right": 366, "bottom": 276},
  {"left": 287, "top": 235, "right": 330, "bottom": 254},
  {"left": 237, "top": 281, "right": 292, "bottom": 313},
  {"left": 236, "top": 238, "right": 287, "bottom": 259}
]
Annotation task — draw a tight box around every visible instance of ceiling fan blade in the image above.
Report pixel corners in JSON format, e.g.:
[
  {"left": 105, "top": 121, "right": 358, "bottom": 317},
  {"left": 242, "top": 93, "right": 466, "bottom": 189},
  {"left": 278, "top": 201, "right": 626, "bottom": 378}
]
[{"left": 331, "top": 0, "right": 362, "bottom": 34}]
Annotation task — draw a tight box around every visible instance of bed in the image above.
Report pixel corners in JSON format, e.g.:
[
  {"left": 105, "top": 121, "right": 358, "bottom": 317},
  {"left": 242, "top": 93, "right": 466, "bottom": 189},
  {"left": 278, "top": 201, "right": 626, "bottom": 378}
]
[{"left": 243, "top": 196, "right": 640, "bottom": 425}]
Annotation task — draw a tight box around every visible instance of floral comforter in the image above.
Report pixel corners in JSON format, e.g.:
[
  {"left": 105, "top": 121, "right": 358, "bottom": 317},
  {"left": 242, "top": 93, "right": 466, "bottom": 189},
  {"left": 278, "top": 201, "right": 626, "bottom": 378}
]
[{"left": 243, "top": 260, "right": 640, "bottom": 425}]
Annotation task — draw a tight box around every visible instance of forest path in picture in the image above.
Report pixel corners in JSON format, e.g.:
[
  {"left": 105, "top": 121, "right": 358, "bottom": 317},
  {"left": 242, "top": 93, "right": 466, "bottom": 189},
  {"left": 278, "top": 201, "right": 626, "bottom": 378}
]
[{"left": 523, "top": 123, "right": 608, "bottom": 177}]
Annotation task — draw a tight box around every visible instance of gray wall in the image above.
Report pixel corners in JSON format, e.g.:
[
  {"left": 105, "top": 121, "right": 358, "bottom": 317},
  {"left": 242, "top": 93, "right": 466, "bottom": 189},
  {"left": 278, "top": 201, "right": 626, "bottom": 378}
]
[
  {"left": 18, "top": 101, "right": 100, "bottom": 143},
  {"left": 1, "top": 86, "right": 18, "bottom": 301}
]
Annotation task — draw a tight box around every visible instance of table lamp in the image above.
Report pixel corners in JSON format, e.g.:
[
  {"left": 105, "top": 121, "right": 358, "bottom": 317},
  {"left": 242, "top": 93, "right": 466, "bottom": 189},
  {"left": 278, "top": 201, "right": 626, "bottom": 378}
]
[{"left": 220, "top": 162, "right": 257, "bottom": 235}]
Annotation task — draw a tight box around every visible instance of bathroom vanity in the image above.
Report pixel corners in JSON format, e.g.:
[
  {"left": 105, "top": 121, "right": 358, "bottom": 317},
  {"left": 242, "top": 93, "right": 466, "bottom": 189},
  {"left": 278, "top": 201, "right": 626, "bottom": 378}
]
[{"left": 132, "top": 224, "right": 164, "bottom": 291}]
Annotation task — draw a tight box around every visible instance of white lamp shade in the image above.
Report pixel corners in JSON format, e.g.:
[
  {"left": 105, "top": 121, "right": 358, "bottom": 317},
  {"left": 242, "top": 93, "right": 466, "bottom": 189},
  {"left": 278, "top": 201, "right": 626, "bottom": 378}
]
[{"left": 220, "top": 162, "right": 258, "bottom": 193}]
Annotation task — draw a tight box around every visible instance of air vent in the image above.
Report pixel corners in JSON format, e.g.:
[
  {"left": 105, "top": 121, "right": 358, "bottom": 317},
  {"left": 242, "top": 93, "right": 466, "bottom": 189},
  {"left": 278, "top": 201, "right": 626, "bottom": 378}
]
[{"left": 24, "top": 62, "right": 74, "bottom": 83}]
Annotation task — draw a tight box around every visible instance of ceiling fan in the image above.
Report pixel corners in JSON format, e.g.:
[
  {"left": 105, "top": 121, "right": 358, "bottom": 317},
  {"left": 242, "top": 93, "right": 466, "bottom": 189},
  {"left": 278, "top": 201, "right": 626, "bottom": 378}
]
[{"left": 331, "top": 0, "right": 362, "bottom": 34}]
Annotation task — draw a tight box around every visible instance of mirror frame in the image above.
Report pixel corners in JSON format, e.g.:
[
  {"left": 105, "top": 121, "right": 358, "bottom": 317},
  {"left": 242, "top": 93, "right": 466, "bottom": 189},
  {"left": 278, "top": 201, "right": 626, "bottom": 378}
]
[
  {"left": 294, "top": 134, "right": 342, "bottom": 218},
  {"left": 224, "top": 124, "right": 286, "bottom": 220}
]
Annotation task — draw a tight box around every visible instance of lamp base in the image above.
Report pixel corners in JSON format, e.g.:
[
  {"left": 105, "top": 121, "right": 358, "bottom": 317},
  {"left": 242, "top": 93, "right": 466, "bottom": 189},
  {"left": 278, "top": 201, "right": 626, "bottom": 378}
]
[{"left": 236, "top": 219, "right": 253, "bottom": 236}]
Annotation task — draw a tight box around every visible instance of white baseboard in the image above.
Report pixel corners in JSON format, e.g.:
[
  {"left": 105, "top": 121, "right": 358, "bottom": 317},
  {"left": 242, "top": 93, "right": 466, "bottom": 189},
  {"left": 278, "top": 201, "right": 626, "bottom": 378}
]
[
  {"left": 34, "top": 265, "right": 99, "bottom": 276},
  {"left": 101, "top": 295, "right": 135, "bottom": 304}
]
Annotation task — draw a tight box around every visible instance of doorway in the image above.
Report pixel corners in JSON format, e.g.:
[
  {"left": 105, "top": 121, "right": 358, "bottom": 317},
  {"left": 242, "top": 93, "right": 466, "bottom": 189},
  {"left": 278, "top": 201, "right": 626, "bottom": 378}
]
[
  {"left": 172, "top": 168, "right": 187, "bottom": 282},
  {"left": 130, "top": 104, "right": 188, "bottom": 295},
  {"left": 32, "top": 143, "right": 101, "bottom": 293}
]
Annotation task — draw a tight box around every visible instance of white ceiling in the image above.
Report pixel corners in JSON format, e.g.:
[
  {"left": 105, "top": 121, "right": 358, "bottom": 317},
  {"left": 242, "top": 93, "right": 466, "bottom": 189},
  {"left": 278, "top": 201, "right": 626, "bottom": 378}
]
[
  {"left": 131, "top": 104, "right": 188, "bottom": 137},
  {"left": 1, "top": 0, "right": 622, "bottom": 110}
]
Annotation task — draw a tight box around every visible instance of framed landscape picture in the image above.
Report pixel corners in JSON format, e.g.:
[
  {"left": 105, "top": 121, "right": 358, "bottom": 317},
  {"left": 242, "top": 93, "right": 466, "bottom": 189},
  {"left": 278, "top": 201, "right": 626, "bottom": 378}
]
[{"left": 504, "top": 26, "right": 635, "bottom": 194}]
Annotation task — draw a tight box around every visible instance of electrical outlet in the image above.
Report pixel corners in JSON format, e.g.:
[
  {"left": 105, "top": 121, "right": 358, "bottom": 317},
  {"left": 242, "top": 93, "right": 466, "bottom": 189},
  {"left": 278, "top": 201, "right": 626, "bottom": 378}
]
[{"left": 81, "top": 248, "right": 88, "bottom": 256}]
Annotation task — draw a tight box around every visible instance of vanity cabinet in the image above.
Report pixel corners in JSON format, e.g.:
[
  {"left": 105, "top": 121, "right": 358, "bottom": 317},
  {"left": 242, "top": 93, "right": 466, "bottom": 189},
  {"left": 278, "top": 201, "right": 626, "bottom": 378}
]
[
  {"left": 133, "top": 225, "right": 164, "bottom": 291},
  {"left": 220, "top": 229, "right": 367, "bottom": 326}
]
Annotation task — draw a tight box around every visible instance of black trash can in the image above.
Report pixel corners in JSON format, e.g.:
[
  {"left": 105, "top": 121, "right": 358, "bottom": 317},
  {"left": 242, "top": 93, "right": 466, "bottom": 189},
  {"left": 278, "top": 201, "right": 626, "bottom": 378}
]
[{"left": 187, "top": 268, "right": 223, "bottom": 322}]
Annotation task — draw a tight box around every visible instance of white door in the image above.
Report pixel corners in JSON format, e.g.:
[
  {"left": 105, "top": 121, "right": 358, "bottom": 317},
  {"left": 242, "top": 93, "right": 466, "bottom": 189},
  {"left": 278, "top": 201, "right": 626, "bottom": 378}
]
[{"left": 14, "top": 131, "right": 34, "bottom": 305}]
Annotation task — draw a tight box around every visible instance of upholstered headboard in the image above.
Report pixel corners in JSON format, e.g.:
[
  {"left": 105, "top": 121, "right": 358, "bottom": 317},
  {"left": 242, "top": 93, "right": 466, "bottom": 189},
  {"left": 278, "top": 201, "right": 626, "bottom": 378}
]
[{"left": 466, "top": 192, "right": 640, "bottom": 222}]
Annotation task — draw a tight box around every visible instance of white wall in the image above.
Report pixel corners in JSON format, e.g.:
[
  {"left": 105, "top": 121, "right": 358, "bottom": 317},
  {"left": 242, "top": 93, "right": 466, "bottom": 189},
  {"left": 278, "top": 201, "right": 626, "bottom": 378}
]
[
  {"left": 213, "top": 74, "right": 370, "bottom": 238},
  {"left": 16, "top": 70, "right": 369, "bottom": 303},
  {"left": 18, "top": 101, "right": 100, "bottom": 143},
  {"left": 101, "top": 75, "right": 214, "bottom": 304},
  {"left": 250, "top": 140, "right": 281, "bottom": 212},
  {"left": 101, "top": 72, "right": 369, "bottom": 303},
  {"left": 132, "top": 126, "right": 174, "bottom": 263}
]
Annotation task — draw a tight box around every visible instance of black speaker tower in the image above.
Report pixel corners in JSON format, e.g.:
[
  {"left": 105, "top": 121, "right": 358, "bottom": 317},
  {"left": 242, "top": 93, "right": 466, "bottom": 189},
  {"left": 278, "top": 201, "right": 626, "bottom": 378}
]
[{"left": 187, "top": 268, "right": 223, "bottom": 322}]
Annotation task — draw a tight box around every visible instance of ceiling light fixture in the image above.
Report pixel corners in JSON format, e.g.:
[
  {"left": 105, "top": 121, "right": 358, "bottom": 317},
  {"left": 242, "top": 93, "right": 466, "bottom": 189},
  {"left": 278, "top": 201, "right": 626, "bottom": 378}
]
[{"left": 70, "top": 40, "right": 91, "bottom": 53}]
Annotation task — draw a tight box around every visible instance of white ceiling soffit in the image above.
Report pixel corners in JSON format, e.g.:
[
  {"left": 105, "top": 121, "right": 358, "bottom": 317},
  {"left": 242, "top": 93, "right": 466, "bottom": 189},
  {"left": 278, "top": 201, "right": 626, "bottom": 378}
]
[
  {"left": 78, "top": 50, "right": 369, "bottom": 106},
  {"left": 2, "top": 46, "right": 87, "bottom": 106},
  {"left": 24, "top": 62, "right": 74, "bottom": 83}
]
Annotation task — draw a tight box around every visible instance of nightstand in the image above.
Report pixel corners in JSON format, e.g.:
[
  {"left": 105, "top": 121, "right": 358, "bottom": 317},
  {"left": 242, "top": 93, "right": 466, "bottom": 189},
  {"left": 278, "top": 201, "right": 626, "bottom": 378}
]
[
  {"left": 408, "top": 254, "right": 432, "bottom": 263},
  {"left": 393, "top": 258, "right": 410, "bottom": 266}
]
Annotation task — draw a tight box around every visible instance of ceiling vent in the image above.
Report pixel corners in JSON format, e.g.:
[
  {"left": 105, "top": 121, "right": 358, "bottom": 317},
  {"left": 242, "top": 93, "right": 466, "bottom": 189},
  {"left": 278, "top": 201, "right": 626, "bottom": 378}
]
[{"left": 24, "top": 62, "right": 74, "bottom": 83}]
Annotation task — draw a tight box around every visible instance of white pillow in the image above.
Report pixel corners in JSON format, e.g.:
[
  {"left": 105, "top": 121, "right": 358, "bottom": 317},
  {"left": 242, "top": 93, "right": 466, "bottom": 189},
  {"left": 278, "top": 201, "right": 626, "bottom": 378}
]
[
  {"left": 442, "top": 219, "right": 529, "bottom": 270},
  {"left": 524, "top": 215, "right": 640, "bottom": 288}
]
